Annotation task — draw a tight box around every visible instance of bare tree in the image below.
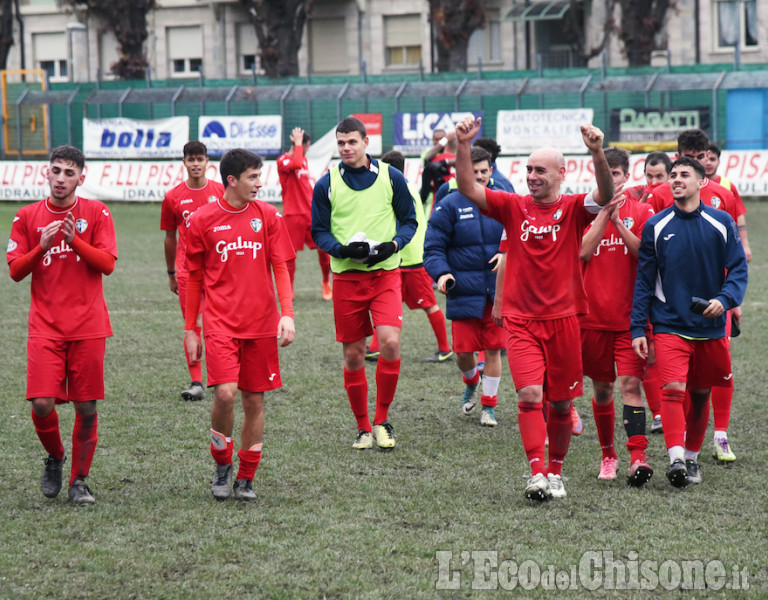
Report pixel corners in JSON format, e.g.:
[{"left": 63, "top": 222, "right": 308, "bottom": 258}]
[
  {"left": 616, "top": 0, "right": 675, "bottom": 66},
  {"left": 0, "top": 0, "right": 14, "bottom": 70},
  {"left": 429, "top": 0, "right": 488, "bottom": 72},
  {"left": 239, "top": 0, "right": 312, "bottom": 79},
  {"left": 63, "top": 0, "right": 156, "bottom": 79}
]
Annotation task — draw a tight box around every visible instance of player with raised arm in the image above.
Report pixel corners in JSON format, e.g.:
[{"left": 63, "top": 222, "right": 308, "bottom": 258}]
[
  {"left": 277, "top": 126, "right": 333, "bottom": 300},
  {"left": 7, "top": 145, "right": 117, "bottom": 505},
  {"left": 454, "top": 116, "right": 614, "bottom": 500},
  {"left": 184, "top": 149, "right": 295, "bottom": 501},
  {"left": 161, "top": 141, "right": 224, "bottom": 401}
]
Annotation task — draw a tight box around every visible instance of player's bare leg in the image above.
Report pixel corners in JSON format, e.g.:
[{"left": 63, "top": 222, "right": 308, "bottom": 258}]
[{"left": 210, "top": 383, "right": 238, "bottom": 500}]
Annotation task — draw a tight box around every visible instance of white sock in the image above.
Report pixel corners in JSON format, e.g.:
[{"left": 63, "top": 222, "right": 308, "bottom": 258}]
[
  {"left": 482, "top": 375, "right": 501, "bottom": 398},
  {"left": 684, "top": 449, "right": 699, "bottom": 462},
  {"left": 714, "top": 430, "right": 728, "bottom": 441},
  {"left": 462, "top": 367, "right": 478, "bottom": 381},
  {"left": 668, "top": 445, "right": 685, "bottom": 463}
]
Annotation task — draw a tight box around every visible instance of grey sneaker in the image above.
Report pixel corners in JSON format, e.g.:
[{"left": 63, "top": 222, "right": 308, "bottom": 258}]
[
  {"left": 547, "top": 473, "right": 567, "bottom": 499},
  {"left": 424, "top": 350, "right": 454, "bottom": 363},
  {"left": 232, "top": 479, "right": 257, "bottom": 501},
  {"left": 68, "top": 477, "right": 95, "bottom": 505},
  {"left": 524, "top": 474, "right": 552, "bottom": 502},
  {"left": 211, "top": 463, "right": 233, "bottom": 500},
  {"left": 41, "top": 452, "right": 66, "bottom": 498},
  {"left": 650, "top": 414, "right": 663, "bottom": 433},
  {"left": 479, "top": 407, "right": 498, "bottom": 427},
  {"left": 181, "top": 382, "right": 205, "bottom": 401},
  {"left": 685, "top": 459, "right": 702, "bottom": 485},
  {"left": 666, "top": 459, "right": 689, "bottom": 488},
  {"left": 461, "top": 382, "right": 479, "bottom": 415}
]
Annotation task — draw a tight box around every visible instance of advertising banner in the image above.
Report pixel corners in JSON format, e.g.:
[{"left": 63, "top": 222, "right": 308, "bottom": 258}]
[
  {"left": 83, "top": 117, "right": 189, "bottom": 159},
  {"left": 199, "top": 115, "right": 282, "bottom": 157},
  {"left": 393, "top": 112, "right": 483, "bottom": 156},
  {"left": 353, "top": 113, "right": 383, "bottom": 156},
  {"left": 496, "top": 109, "right": 594, "bottom": 155},
  {"left": 610, "top": 107, "right": 711, "bottom": 151}
]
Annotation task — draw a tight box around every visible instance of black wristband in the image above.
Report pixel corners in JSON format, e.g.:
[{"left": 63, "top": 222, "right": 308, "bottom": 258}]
[{"left": 167, "top": 270, "right": 176, "bottom": 275}]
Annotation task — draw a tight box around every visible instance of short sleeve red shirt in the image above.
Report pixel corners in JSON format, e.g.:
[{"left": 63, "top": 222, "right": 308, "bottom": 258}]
[
  {"left": 160, "top": 180, "right": 224, "bottom": 278},
  {"left": 580, "top": 197, "right": 654, "bottom": 331},
  {"left": 7, "top": 197, "right": 117, "bottom": 340},
  {"left": 186, "top": 199, "right": 296, "bottom": 338},
  {"left": 712, "top": 174, "right": 747, "bottom": 216},
  {"left": 482, "top": 188, "right": 599, "bottom": 319},
  {"left": 650, "top": 180, "right": 740, "bottom": 220},
  {"left": 277, "top": 148, "right": 314, "bottom": 217}
]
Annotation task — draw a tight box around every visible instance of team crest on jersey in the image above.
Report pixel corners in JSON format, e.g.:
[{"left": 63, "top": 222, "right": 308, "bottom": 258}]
[
  {"left": 75, "top": 218, "right": 88, "bottom": 233},
  {"left": 250, "top": 218, "right": 263, "bottom": 232},
  {"left": 553, "top": 209, "right": 563, "bottom": 221},
  {"left": 711, "top": 196, "right": 721, "bottom": 209},
  {"left": 623, "top": 217, "right": 634, "bottom": 229},
  {"left": 208, "top": 196, "right": 217, "bottom": 203},
  {"left": 7, "top": 238, "right": 17, "bottom": 253}
]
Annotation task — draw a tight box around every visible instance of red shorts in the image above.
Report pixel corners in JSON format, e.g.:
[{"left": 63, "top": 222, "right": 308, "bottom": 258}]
[
  {"left": 27, "top": 337, "right": 106, "bottom": 403},
  {"left": 333, "top": 269, "right": 402, "bottom": 343},
  {"left": 653, "top": 333, "right": 733, "bottom": 389},
  {"left": 284, "top": 214, "right": 316, "bottom": 251},
  {"left": 452, "top": 301, "right": 505, "bottom": 353},
  {"left": 401, "top": 267, "right": 437, "bottom": 310},
  {"left": 503, "top": 315, "right": 583, "bottom": 400},
  {"left": 581, "top": 329, "right": 646, "bottom": 382},
  {"left": 205, "top": 335, "right": 282, "bottom": 392}
]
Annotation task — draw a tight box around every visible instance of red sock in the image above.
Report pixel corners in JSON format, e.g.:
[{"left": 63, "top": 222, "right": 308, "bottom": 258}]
[
  {"left": 210, "top": 430, "right": 234, "bottom": 465},
  {"left": 70, "top": 413, "right": 98, "bottom": 485},
  {"left": 661, "top": 389, "right": 686, "bottom": 450},
  {"left": 592, "top": 398, "right": 617, "bottom": 459},
  {"left": 462, "top": 370, "right": 480, "bottom": 386},
  {"left": 627, "top": 434, "right": 649, "bottom": 464},
  {"left": 480, "top": 395, "right": 497, "bottom": 408},
  {"left": 374, "top": 357, "right": 400, "bottom": 425},
  {"left": 546, "top": 403, "right": 573, "bottom": 476},
  {"left": 236, "top": 445, "right": 262, "bottom": 481},
  {"left": 517, "top": 402, "right": 547, "bottom": 475},
  {"left": 184, "top": 326, "right": 203, "bottom": 383},
  {"left": 684, "top": 396, "right": 711, "bottom": 453},
  {"left": 31, "top": 409, "right": 65, "bottom": 459},
  {"left": 711, "top": 385, "right": 733, "bottom": 432},
  {"left": 344, "top": 367, "right": 370, "bottom": 432},
  {"left": 427, "top": 308, "right": 451, "bottom": 354},
  {"left": 287, "top": 257, "right": 297, "bottom": 289},
  {"left": 643, "top": 363, "right": 662, "bottom": 416},
  {"left": 318, "top": 251, "right": 331, "bottom": 283},
  {"left": 369, "top": 332, "right": 380, "bottom": 353}
]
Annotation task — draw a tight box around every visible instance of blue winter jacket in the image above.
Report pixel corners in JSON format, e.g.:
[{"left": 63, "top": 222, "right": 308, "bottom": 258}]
[
  {"left": 630, "top": 202, "right": 748, "bottom": 340},
  {"left": 424, "top": 189, "right": 504, "bottom": 321}
]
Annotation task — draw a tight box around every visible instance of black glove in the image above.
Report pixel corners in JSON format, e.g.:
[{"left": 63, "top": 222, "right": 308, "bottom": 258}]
[
  {"left": 364, "top": 241, "right": 397, "bottom": 267},
  {"left": 339, "top": 241, "right": 370, "bottom": 260}
]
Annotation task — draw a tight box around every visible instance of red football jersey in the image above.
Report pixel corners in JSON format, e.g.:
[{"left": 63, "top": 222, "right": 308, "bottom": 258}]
[
  {"left": 649, "top": 179, "right": 739, "bottom": 220},
  {"left": 7, "top": 197, "right": 117, "bottom": 340},
  {"left": 277, "top": 146, "right": 314, "bottom": 218},
  {"left": 160, "top": 180, "right": 224, "bottom": 278},
  {"left": 186, "top": 199, "right": 296, "bottom": 338},
  {"left": 711, "top": 174, "right": 747, "bottom": 216},
  {"left": 580, "top": 197, "right": 654, "bottom": 331},
  {"left": 483, "top": 188, "right": 600, "bottom": 319}
]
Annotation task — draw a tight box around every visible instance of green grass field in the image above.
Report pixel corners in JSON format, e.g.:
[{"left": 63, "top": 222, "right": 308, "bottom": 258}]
[{"left": 1, "top": 200, "right": 767, "bottom": 599}]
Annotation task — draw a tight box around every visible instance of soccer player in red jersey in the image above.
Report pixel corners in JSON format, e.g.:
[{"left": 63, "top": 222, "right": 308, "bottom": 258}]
[
  {"left": 184, "top": 149, "right": 296, "bottom": 501},
  {"left": 7, "top": 145, "right": 117, "bottom": 505},
  {"left": 311, "top": 117, "right": 418, "bottom": 451},
  {"left": 579, "top": 147, "right": 655, "bottom": 486},
  {"left": 277, "top": 126, "right": 332, "bottom": 299},
  {"left": 161, "top": 141, "right": 225, "bottom": 402},
  {"left": 631, "top": 157, "right": 747, "bottom": 488},
  {"left": 455, "top": 116, "right": 614, "bottom": 501}
]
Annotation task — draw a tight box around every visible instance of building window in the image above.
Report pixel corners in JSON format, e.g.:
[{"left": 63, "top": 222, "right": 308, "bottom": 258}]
[
  {"left": 167, "top": 26, "right": 203, "bottom": 76},
  {"left": 384, "top": 14, "right": 422, "bottom": 67},
  {"left": 308, "top": 18, "right": 349, "bottom": 74},
  {"left": 33, "top": 32, "right": 67, "bottom": 82},
  {"left": 716, "top": 0, "right": 758, "bottom": 49},
  {"left": 237, "top": 23, "right": 263, "bottom": 75},
  {"left": 467, "top": 10, "right": 501, "bottom": 64}
]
